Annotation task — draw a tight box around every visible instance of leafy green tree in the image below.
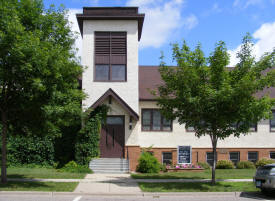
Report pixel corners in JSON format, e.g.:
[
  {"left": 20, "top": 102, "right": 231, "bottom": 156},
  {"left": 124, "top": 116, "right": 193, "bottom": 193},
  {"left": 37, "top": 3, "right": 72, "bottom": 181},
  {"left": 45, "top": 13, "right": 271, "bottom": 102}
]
[
  {"left": 0, "top": 0, "right": 84, "bottom": 183},
  {"left": 157, "top": 34, "right": 275, "bottom": 184}
]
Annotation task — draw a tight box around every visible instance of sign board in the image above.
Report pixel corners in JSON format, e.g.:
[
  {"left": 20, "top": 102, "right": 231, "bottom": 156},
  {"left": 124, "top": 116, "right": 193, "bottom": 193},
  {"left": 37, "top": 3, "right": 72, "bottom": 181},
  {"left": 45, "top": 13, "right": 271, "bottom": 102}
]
[{"left": 178, "top": 146, "right": 192, "bottom": 164}]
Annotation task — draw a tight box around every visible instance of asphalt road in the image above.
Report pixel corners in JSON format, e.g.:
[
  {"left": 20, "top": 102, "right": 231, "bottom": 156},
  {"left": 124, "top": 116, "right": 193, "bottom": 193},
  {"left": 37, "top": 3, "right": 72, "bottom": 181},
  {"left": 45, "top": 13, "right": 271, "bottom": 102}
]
[{"left": 0, "top": 192, "right": 274, "bottom": 201}]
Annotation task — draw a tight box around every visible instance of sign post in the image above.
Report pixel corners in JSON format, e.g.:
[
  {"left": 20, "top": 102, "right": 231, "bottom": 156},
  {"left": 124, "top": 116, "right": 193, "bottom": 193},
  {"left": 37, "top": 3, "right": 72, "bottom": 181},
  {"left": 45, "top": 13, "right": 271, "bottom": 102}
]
[{"left": 178, "top": 146, "right": 192, "bottom": 164}]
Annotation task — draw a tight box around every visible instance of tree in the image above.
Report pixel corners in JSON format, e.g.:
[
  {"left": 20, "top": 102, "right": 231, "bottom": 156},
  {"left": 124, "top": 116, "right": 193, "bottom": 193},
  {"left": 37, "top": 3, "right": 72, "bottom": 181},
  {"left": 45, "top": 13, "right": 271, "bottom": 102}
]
[
  {"left": 0, "top": 0, "right": 84, "bottom": 183},
  {"left": 156, "top": 34, "right": 275, "bottom": 184}
]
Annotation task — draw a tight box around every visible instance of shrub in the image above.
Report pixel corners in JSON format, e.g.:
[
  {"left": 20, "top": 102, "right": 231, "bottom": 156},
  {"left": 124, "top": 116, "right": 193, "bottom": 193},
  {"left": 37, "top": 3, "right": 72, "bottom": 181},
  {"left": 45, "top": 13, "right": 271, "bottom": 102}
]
[
  {"left": 197, "top": 162, "right": 210, "bottom": 169},
  {"left": 160, "top": 164, "right": 167, "bottom": 172},
  {"left": 136, "top": 152, "right": 161, "bottom": 173},
  {"left": 236, "top": 161, "right": 256, "bottom": 169},
  {"left": 216, "top": 160, "right": 234, "bottom": 169},
  {"left": 59, "top": 161, "right": 92, "bottom": 173},
  {"left": 255, "top": 158, "right": 275, "bottom": 168},
  {"left": 6, "top": 135, "right": 54, "bottom": 166}
]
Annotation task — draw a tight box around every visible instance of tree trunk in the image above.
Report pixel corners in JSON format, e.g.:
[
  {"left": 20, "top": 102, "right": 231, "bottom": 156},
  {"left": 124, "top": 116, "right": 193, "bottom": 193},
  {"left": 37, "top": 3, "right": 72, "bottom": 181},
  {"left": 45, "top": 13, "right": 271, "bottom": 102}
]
[
  {"left": 211, "top": 136, "right": 217, "bottom": 185},
  {"left": 1, "top": 110, "right": 8, "bottom": 183}
]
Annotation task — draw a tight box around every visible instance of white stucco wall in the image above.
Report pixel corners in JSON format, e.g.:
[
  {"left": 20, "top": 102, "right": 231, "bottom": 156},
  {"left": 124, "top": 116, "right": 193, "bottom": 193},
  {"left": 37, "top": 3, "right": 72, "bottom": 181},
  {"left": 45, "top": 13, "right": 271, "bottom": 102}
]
[
  {"left": 82, "top": 20, "right": 139, "bottom": 113},
  {"left": 138, "top": 101, "right": 275, "bottom": 148}
]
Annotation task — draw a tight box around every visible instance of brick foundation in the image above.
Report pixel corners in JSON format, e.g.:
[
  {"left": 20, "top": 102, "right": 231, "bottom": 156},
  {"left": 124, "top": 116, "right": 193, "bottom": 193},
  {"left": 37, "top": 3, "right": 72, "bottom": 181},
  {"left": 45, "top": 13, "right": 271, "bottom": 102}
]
[{"left": 125, "top": 146, "right": 275, "bottom": 171}]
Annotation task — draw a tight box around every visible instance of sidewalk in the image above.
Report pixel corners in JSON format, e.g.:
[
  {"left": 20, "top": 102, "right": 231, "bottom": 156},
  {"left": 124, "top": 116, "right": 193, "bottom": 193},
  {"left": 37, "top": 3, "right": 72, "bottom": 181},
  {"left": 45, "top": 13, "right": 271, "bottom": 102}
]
[
  {"left": 8, "top": 177, "right": 253, "bottom": 183},
  {"left": 73, "top": 174, "right": 142, "bottom": 194}
]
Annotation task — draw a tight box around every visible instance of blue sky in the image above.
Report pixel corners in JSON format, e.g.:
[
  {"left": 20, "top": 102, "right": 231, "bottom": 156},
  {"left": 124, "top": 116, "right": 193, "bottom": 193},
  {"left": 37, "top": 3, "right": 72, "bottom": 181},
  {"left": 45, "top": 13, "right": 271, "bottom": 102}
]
[{"left": 44, "top": 0, "right": 275, "bottom": 66}]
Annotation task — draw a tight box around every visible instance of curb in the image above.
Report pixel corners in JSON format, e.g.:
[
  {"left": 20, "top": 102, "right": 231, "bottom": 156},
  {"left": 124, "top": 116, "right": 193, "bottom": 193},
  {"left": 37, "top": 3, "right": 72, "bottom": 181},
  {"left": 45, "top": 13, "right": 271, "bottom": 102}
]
[{"left": 0, "top": 191, "right": 243, "bottom": 197}]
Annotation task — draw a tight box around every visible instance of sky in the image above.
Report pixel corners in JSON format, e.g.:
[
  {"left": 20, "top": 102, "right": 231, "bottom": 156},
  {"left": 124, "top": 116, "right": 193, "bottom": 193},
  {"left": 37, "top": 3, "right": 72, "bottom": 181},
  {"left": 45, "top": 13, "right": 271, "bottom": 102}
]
[{"left": 43, "top": 0, "right": 275, "bottom": 66}]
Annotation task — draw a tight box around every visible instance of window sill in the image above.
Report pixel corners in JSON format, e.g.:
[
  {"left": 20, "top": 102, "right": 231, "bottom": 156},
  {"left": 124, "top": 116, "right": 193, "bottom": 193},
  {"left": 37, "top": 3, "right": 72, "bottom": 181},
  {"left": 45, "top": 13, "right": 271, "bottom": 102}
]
[{"left": 94, "top": 80, "right": 127, "bottom": 82}]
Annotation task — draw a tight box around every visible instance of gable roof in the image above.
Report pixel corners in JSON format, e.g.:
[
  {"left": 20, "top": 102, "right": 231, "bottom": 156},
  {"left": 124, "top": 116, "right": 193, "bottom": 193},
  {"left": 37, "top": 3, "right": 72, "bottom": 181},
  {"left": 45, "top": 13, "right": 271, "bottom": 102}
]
[
  {"left": 91, "top": 88, "right": 139, "bottom": 120},
  {"left": 139, "top": 65, "right": 275, "bottom": 100}
]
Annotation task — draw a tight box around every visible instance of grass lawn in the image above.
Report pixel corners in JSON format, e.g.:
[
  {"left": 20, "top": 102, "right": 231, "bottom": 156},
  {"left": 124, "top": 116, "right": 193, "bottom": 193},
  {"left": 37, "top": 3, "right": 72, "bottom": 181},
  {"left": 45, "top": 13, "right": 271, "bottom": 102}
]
[
  {"left": 0, "top": 181, "right": 78, "bottom": 192},
  {"left": 138, "top": 182, "right": 259, "bottom": 192},
  {"left": 4, "top": 167, "right": 87, "bottom": 179},
  {"left": 132, "top": 169, "right": 256, "bottom": 179}
]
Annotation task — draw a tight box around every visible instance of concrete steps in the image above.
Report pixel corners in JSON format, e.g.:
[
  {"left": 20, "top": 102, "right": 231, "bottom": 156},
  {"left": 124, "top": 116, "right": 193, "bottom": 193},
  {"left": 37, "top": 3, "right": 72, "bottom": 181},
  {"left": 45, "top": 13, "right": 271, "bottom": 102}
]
[{"left": 89, "top": 158, "right": 129, "bottom": 174}]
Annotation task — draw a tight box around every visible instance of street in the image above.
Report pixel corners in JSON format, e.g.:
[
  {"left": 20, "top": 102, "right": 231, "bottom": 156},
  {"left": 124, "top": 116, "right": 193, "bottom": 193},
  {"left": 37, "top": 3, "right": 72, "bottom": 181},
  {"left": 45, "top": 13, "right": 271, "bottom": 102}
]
[{"left": 0, "top": 192, "right": 274, "bottom": 201}]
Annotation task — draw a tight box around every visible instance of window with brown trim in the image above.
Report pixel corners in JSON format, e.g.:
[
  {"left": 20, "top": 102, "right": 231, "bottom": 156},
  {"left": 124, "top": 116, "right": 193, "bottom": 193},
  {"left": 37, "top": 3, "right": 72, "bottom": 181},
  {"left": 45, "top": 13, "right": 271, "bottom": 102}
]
[
  {"left": 94, "top": 32, "right": 126, "bottom": 81},
  {"left": 229, "top": 152, "right": 240, "bottom": 165},
  {"left": 141, "top": 109, "right": 172, "bottom": 131},
  {"left": 206, "top": 152, "right": 214, "bottom": 166},
  {"left": 162, "top": 152, "right": 172, "bottom": 165},
  {"left": 248, "top": 151, "right": 258, "bottom": 163}
]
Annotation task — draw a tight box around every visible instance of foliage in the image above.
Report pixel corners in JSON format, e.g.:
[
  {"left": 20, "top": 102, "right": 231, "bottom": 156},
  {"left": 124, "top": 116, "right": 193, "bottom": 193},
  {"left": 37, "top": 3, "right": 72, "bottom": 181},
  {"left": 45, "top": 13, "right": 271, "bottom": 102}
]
[
  {"left": 6, "top": 135, "right": 54, "bottom": 166},
  {"left": 54, "top": 121, "right": 81, "bottom": 167},
  {"left": 197, "top": 162, "right": 210, "bottom": 169},
  {"left": 236, "top": 161, "right": 256, "bottom": 169},
  {"left": 59, "top": 161, "right": 92, "bottom": 173},
  {"left": 160, "top": 164, "right": 167, "bottom": 172},
  {"left": 0, "top": 0, "right": 84, "bottom": 182},
  {"left": 216, "top": 160, "right": 234, "bottom": 169},
  {"left": 255, "top": 158, "right": 275, "bottom": 168},
  {"left": 156, "top": 34, "right": 275, "bottom": 184},
  {"left": 75, "top": 105, "right": 109, "bottom": 165},
  {"left": 136, "top": 152, "right": 161, "bottom": 173}
]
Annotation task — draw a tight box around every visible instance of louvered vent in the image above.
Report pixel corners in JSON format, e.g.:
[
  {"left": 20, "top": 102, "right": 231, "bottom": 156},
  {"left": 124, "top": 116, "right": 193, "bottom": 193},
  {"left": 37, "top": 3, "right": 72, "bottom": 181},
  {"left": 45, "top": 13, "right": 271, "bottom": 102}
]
[
  {"left": 111, "top": 32, "right": 126, "bottom": 55},
  {"left": 95, "top": 32, "right": 110, "bottom": 55},
  {"left": 94, "top": 32, "right": 127, "bottom": 81}
]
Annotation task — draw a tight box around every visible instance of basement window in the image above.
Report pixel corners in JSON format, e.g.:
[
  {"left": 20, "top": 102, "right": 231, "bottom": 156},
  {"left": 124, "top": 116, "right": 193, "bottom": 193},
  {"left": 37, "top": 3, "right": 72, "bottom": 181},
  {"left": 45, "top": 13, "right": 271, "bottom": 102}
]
[
  {"left": 229, "top": 152, "right": 240, "bottom": 165},
  {"left": 248, "top": 152, "right": 258, "bottom": 163},
  {"left": 162, "top": 152, "right": 172, "bottom": 165}
]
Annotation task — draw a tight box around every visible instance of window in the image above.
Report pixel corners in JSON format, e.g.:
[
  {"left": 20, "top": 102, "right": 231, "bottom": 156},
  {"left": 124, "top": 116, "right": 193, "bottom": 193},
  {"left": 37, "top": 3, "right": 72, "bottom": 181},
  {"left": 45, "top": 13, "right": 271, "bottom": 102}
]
[
  {"left": 162, "top": 152, "right": 172, "bottom": 165},
  {"left": 270, "top": 110, "right": 275, "bottom": 132},
  {"left": 232, "top": 122, "right": 257, "bottom": 132},
  {"left": 248, "top": 152, "right": 258, "bottom": 163},
  {"left": 141, "top": 109, "right": 172, "bottom": 131},
  {"left": 249, "top": 123, "right": 257, "bottom": 132},
  {"left": 94, "top": 32, "right": 126, "bottom": 81},
  {"left": 270, "top": 152, "right": 275, "bottom": 160},
  {"left": 229, "top": 152, "right": 240, "bottom": 165},
  {"left": 206, "top": 152, "right": 214, "bottom": 166}
]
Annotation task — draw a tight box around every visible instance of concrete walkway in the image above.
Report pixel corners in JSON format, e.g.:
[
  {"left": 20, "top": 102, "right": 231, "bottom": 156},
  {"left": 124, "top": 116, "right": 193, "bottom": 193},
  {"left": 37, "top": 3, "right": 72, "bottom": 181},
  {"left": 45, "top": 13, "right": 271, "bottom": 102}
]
[{"left": 74, "top": 174, "right": 142, "bottom": 194}]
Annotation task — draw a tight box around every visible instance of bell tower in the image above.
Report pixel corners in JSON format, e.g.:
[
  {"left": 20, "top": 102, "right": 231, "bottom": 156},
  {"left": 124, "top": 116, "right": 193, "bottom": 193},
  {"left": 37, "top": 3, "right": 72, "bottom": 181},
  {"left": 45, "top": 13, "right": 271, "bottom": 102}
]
[{"left": 77, "top": 7, "right": 144, "bottom": 114}]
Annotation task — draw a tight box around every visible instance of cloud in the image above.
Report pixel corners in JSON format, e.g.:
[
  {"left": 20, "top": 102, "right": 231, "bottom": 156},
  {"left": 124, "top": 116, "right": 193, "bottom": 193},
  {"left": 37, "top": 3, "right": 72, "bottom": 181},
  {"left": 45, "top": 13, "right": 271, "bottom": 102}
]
[
  {"left": 126, "top": 0, "right": 197, "bottom": 48},
  {"left": 228, "top": 21, "right": 275, "bottom": 66},
  {"left": 202, "top": 3, "right": 222, "bottom": 17},
  {"left": 67, "top": 9, "right": 82, "bottom": 60},
  {"left": 182, "top": 14, "right": 198, "bottom": 30},
  {"left": 233, "top": 0, "right": 264, "bottom": 8}
]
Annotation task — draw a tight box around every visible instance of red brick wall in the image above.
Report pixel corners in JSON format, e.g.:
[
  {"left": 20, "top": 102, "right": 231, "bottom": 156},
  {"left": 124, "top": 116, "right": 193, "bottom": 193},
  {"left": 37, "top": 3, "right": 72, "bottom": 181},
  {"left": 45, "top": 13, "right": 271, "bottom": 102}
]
[{"left": 125, "top": 146, "right": 275, "bottom": 171}]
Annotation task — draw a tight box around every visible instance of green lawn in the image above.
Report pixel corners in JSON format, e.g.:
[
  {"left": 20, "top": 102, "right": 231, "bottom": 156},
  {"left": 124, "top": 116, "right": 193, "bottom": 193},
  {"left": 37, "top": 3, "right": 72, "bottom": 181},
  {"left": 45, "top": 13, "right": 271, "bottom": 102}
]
[
  {"left": 138, "top": 182, "right": 259, "bottom": 192},
  {"left": 3, "top": 167, "right": 86, "bottom": 179},
  {"left": 132, "top": 169, "right": 256, "bottom": 179},
  {"left": 0, "top": 181, "right": 78, "bottom": 192}
]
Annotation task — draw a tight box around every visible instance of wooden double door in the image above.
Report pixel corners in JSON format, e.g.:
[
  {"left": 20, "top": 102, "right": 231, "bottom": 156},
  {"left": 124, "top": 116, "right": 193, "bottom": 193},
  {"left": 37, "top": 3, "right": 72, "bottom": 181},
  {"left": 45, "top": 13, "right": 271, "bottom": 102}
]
[{"left": 100, "top": 116, "right": 125, "bottom": 158}]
